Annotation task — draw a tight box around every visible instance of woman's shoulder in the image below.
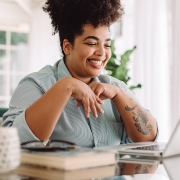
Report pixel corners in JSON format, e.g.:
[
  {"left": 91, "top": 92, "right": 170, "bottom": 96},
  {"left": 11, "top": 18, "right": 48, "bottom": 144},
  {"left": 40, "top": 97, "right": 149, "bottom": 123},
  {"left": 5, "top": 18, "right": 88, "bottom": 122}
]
[
  {"left": 19, "top": 60, "right": 60, "bottom": 88},
  {"left": 98, "top": 74, "right": 128, "bottom": 90}
]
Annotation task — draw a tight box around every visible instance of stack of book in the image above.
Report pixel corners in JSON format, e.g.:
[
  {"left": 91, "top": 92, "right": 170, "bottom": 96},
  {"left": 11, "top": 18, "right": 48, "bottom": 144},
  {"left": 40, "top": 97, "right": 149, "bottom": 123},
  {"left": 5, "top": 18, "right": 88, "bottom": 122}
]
[
  {"left": 14, "top": 164, "right": 116, "bottom": 180},
  {"left": 14, "top": 148, "right": 117, "bottom": 179},
  {"left": 19, "top": 148, "right": 116, "bottom": 171}
]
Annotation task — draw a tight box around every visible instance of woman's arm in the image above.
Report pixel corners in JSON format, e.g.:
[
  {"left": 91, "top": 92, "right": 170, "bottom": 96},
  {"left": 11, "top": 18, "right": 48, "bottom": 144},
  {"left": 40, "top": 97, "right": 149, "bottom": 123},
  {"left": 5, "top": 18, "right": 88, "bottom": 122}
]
[
  {"left": 89, "top": 81, "right": 157, "bottom": 142},
  {"left": 26, "top": 77, "right": 103, "bottom": 141},
  {"left": 112, "top": 88, "right": 157, "bottom": 142}
]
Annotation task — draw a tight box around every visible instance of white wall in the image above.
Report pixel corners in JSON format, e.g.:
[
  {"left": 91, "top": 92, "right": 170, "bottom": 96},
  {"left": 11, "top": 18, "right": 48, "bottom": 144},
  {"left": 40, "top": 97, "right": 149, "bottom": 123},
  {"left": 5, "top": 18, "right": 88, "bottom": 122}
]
[
  {"left": 29, "top": 6, "right": 61, "bottom": 72},
  {"left": 0, "top": 1, "right": 30, "bottom": 26}
]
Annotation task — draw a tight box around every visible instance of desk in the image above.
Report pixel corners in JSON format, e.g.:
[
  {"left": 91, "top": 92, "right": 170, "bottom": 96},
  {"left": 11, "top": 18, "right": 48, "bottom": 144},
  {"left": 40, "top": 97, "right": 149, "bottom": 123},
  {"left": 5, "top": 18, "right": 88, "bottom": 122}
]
[{"left": 1, "top": 155, "right": 179, "bottom": 180}]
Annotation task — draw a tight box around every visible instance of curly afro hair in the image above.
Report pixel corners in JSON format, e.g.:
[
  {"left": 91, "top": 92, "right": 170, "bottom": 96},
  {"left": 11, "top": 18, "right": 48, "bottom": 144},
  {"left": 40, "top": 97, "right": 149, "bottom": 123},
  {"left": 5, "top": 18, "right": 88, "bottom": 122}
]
[{"left": 43, "top": 0, "right": 124, "bottom": 55}]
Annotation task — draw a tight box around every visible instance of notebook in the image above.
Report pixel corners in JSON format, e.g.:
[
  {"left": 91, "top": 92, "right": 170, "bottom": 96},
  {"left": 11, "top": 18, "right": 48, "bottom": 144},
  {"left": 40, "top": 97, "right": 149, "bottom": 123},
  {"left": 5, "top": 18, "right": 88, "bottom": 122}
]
[{"left": 97, "top": 119, "right": 180, "bottom": 158}]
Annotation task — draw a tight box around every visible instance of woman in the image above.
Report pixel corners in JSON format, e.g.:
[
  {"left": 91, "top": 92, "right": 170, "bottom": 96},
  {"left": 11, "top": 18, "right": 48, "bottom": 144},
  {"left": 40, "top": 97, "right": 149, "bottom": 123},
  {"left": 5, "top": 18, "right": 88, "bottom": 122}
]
[{"left": 2, "top": 0, "right": 158, "bottom": 146}]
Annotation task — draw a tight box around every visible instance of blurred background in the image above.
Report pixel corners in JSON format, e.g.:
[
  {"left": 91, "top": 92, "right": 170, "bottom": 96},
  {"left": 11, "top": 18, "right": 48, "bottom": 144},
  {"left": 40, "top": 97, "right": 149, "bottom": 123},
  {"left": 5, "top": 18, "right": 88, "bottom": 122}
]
[{"left": 0, "top": 0, "right": 179, "bottom": 142}]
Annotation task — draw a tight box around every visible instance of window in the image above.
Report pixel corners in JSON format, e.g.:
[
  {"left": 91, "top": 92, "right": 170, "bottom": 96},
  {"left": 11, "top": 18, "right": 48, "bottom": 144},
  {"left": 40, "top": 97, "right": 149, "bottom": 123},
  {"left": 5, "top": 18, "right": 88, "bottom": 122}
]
[{"left": 0, "top": 30, "right": 29, "bottom": 107}]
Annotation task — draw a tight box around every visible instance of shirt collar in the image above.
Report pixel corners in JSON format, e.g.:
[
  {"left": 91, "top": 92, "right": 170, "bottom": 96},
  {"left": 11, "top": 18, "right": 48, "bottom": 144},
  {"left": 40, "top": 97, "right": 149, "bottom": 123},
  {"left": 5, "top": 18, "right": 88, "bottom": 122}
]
[{"left": 57, "top": 59, "right": 72, "bottom": 80}]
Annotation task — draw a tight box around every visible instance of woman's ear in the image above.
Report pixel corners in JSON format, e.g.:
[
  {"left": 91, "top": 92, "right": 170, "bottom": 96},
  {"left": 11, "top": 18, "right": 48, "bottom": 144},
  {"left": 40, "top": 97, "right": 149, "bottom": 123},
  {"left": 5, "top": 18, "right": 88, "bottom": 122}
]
[{"left": 63, "top": 39, "right": 71, "bottom": 55}]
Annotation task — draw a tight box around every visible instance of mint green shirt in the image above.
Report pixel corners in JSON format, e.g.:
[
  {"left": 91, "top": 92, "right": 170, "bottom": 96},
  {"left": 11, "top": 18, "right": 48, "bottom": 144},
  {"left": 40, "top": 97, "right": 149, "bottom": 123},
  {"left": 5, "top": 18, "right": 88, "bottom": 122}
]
[{"left": 2, "top": 59, "right": 158, "bottom": 147}]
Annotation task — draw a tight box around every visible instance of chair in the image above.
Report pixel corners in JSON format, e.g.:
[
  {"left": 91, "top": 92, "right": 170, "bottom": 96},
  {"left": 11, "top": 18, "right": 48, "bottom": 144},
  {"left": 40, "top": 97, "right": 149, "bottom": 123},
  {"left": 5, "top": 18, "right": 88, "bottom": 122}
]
[
  {"left": 0, "top": 108, "right": 8, "bottom": 117},
  {"left": 0, "top": 107, "right": 8, "bottom": 125}
]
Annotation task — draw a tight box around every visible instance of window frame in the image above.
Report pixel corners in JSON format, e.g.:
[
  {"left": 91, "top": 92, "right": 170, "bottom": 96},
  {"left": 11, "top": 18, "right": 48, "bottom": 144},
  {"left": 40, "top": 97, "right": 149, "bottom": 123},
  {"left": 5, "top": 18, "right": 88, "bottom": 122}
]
[{"left": 0, "top": 25, "right": 30, "bottom": 107}]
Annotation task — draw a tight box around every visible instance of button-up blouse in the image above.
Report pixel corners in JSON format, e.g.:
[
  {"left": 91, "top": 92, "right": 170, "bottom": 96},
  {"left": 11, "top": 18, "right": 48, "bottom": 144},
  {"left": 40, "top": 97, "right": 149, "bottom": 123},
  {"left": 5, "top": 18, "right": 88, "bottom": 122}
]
[{"left": 2, "top": 59, "right": 157, "bottom": 147}]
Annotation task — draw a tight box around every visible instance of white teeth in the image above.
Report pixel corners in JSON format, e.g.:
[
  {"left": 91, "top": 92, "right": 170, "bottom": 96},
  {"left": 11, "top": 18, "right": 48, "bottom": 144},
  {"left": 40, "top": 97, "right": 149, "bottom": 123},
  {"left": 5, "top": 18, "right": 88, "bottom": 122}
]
[{"left": 89, "top": 60, "right": 102, "bottom": 65}]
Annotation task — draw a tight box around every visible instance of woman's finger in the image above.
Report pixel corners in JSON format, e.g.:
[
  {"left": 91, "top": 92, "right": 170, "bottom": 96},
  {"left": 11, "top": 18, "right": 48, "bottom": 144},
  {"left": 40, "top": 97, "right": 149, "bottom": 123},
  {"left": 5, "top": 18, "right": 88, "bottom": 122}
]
[
  {"left": 96, "top": 96, "right": 104, "bottom": 104},
  {"left": 90, "top": 102, "right": 98, "bottom": 118},
  {"left": 72, "top": 97, "right": 77, "bottom": 101},
  {"left": 76, "top": 100, "right": 83, "bottom": 107},
  {"left": 95, "top": 100, "right": 104, "bottom": 114},
  {"left": 83, "top": 99, "right": 90, "bottom": 118}
]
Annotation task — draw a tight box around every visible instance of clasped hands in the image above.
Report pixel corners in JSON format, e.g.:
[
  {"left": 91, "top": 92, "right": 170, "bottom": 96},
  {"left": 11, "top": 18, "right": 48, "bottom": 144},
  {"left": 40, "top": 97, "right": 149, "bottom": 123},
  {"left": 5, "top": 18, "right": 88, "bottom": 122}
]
[{"left": 70, "top": 78, "right": 119, "bottom": 118}]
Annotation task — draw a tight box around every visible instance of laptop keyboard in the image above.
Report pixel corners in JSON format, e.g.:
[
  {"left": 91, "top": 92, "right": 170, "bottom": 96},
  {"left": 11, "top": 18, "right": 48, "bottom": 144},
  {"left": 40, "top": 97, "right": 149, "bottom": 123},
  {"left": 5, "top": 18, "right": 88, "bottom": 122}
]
[{"left": 129, "top": 144, "right": 166, "bottom": 151}]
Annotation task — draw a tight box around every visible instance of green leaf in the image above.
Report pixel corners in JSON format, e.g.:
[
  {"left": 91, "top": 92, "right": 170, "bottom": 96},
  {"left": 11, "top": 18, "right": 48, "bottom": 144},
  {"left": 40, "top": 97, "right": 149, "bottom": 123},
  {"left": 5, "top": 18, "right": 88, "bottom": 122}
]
[
  {"left": 129, "top": 84, "right": 142, "bottom": 90},
  {"left": 120, "top": 46, "right": 136, "bottom": 65},
  {"left": 106, "top": 57, "right": 119, "bottom": 71},
  {"left": 105, "top": 42, "right": 142, "bottom": 90}
]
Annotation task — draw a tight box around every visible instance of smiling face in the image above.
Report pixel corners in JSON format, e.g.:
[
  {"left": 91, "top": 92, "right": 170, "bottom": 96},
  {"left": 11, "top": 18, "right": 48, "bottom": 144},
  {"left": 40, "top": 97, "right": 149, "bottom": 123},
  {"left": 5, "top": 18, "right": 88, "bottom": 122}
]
[{"left": 63, "top": 24, "right": 111, "bottom": 84}]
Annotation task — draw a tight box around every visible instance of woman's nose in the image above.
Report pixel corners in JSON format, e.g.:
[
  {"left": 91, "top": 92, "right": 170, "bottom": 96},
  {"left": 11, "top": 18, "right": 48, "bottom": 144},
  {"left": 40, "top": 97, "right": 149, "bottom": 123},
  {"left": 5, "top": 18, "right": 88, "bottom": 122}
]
[{"left": 94, "top": 45, "right": 106, "bottom": 56}]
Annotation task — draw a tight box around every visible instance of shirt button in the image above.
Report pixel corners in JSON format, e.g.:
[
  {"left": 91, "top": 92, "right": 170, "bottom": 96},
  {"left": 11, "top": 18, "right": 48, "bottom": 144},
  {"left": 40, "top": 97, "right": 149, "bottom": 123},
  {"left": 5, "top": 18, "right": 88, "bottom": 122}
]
[{"left": 95, "top": 140, "right": 98, "bottom": 144}]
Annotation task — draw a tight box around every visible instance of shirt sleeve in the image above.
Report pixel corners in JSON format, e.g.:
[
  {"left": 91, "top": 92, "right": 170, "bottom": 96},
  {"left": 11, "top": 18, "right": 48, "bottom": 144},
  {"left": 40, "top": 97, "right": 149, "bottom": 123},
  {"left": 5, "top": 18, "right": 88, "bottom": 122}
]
[
  {"left": 100, "top": 75, "right": 159, "bottom": 143},
  {"left": 1, "top": 77, "right": 44, "bottom": 143},
  {"left": 12, "top": 111, "right": 40, "bottom": 142}
]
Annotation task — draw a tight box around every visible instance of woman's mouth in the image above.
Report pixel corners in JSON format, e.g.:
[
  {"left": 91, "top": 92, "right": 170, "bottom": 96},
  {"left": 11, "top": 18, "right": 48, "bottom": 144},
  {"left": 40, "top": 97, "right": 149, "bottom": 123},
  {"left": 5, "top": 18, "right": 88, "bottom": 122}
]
[{"left": 88, "top": 59, "right": 103, "bottom": 66}]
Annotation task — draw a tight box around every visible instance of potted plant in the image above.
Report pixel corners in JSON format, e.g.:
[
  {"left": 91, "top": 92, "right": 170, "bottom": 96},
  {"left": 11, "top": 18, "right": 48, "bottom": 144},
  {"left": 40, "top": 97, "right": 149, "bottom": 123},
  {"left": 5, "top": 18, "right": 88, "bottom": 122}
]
[{"left": 105, "top": 40, "right": 142, "bottom": 90}]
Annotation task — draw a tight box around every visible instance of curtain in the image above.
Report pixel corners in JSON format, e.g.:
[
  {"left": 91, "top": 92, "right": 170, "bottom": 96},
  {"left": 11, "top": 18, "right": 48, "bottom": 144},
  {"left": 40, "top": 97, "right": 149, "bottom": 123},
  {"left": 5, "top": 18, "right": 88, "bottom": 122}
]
[
  {"left": 131, "top": 0, "right": 170, "bottom": 141},
  {"left": 169, "top": 0, "right": 180, "bottom": 132}
]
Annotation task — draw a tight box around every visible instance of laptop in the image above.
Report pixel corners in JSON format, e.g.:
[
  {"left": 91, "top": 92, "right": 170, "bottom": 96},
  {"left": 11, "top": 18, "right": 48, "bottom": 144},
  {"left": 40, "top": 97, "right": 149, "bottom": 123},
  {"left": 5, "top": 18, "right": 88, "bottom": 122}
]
[
  {"left": 163, "top": 154, "right": 180, "bottom": 179},
  {"left": 117, "top": 154, "right": 180, "bottom": 179},
  {"left": 96, "top": 119, "right": 180, "bottom": 158}
]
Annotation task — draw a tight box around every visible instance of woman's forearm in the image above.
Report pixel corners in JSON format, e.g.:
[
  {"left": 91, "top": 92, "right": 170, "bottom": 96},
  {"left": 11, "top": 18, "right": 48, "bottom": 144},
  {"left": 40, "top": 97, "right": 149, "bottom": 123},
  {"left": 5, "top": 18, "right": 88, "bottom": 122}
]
[
  {"left": 113, "top": 88, "right": 157, "bottom": 142},
  {"left": 25, "top": 78, "right": 72, "bottom": 141},
  {"left": 25, "top": 77, "right": 104, "bottom": 141}
]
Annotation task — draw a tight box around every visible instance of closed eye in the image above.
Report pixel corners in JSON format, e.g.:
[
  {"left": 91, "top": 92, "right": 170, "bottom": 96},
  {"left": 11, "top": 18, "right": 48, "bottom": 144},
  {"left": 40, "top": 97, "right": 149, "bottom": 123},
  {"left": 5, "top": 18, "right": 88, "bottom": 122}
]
[
  {"left": 85, "top": 43, "right": 111, "bottom": 48},
  {"left": 104, "top": 45, "right": 111, "bottom": 48},
  {"left": 85, "top": 43, "right": 96, "bottom": 46}
]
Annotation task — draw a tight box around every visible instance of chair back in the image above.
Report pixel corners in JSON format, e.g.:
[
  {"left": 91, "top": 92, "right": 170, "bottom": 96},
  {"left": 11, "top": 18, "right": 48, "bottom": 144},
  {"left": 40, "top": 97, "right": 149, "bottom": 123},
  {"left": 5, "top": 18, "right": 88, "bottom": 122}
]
[
  {"left": 0, "top": 108, "right": 8, "bottom": 126},
  {"left": 0, "top": 108, "right": 8, "bottom": 117}
]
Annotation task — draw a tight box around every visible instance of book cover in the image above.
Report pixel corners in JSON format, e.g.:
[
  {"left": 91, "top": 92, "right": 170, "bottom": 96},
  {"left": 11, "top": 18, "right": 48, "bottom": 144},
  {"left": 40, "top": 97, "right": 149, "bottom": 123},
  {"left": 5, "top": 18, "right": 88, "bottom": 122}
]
[
  {"left": 13, "top": 164, "right": 116, "bottom": 180},
  {"left": 20, "top": 148, "right": 116, "bottom": 170}
]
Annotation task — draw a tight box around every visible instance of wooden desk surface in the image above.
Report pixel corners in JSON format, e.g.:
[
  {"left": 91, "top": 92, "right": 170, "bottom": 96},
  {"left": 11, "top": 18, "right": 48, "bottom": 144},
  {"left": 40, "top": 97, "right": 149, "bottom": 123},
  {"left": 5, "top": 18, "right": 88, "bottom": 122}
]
[{"left": 2, "top": 155, "right": 178, "bottom": 180}]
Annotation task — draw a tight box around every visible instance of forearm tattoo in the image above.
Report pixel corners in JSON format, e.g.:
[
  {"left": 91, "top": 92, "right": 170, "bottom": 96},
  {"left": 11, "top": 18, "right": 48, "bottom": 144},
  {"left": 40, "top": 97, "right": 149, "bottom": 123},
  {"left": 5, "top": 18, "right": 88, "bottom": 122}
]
[
  {"left": 135, "top": 164, "right": 153, "bottom": 174},
  {"left": 125, "top": 104, "right": 152, "bottom": 135}
]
